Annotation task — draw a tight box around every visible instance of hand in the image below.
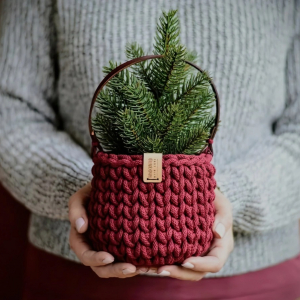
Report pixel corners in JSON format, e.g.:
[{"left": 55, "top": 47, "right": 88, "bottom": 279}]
[
  {"left": 155, "top": 188, "right": 234, "bottom": 281},
  {"left": 68, "top": 183, "right": 147, "bottom": 278}
]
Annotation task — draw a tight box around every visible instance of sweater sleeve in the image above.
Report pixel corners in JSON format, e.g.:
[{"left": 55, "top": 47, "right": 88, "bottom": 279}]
[
  {"left": 216, "top": 31, "right": 300, "bottom": 233},
  {"left": 0, "top": 0, "right": 93, "bottom": 220}
]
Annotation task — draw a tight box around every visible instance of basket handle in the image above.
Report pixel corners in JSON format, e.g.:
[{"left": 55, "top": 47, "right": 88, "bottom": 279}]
[{"left": 88, "top": 55, "right": 220, "bottom": 152}]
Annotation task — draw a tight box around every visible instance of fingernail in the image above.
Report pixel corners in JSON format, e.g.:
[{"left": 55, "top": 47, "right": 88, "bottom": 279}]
[
  {"left": 157, "top": 270, "right": 170, "bottom": 277},
  {"left": 102, "top": 258, "right": 114, "bottom": 264},
  {"left": 122, "top": 268, "right": 136, "bottom": 275},
  {"left": 75, "top": 218, "right": 85, "bottom": 232},
  {"left": 181, "top": 262, "right": 194, "bottom": 269},
  {"left": 215, "top": 223, "right": 226, "bottom": 238}
]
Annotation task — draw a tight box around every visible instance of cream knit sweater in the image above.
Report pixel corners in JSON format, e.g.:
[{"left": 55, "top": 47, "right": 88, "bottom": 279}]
[{"left": 0, "top": 0, "right": 300, "bottom": 277}]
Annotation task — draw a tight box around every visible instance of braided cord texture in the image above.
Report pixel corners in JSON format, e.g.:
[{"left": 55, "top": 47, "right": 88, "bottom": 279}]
[{"left": 88, "top": 152, "right": 216, "bottom": 266}]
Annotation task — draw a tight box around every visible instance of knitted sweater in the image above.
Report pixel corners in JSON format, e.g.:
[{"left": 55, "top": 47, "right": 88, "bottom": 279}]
[{"left": 0, "top": 0, "right": 300, "bottom": 277}]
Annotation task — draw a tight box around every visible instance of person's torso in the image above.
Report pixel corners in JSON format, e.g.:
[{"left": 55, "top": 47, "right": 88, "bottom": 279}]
[{"left": 55, "top": 0, "right": 295, "bottom": 168}]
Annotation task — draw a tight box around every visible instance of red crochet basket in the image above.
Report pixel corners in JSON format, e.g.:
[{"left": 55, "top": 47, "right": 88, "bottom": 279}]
[{"left": 87, "top": 55, "right": 220, "bottom": 266}]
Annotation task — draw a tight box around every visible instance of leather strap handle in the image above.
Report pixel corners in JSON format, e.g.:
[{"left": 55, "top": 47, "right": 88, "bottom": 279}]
[{"left": 88, "top": 55, "right": 220, "bottom": 152}]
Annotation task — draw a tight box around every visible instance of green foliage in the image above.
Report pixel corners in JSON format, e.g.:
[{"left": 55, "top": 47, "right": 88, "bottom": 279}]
[
  {"left": 125, "top": 43, "right": 157, "bottom": 96},
  {"left": 92, "top": 9, "right": 217, "bottom": 154}
]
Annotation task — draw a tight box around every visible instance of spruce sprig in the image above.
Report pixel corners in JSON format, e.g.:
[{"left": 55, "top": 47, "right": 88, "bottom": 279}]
[
  {"left": 92, "top": 9, "right": 217, "bottom": 154},
  {"left": 103, "top": 61, "right": 158, "bottom": 131},
  {"left": 151, "top": 11, "right": 188, "bottom": 100},
  {"left": 125, "top": 43, "right": 156, "bottom": 96}
]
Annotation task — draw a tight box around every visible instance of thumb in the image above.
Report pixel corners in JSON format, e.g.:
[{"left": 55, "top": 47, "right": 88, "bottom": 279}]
[
  {"left": 213, "top": 188, "right": 233, "bottom": 239},
  {"left": 68, "top": 182, "right": 92, "bottom": 233}
]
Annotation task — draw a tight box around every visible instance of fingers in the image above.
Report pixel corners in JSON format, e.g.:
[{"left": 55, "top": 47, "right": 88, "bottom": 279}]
[
  {"left": 213, "top": 188, "right": 233, "bottom": 238},
  {"left": 142, "top": 267, "right": 158, "bottom": 276},
  {"left": 68, "top": 183, "right": 142, "bottom": 279},
  {"left": 147, "top": 188, "right": 234, "bottom": 280},
  {"left": 182, "top": 229, "right": 234, "bottom": 273},
  {"left": 157, "top": 265, "right": 206, "bottom": 281},
  {"left": 91, "top": 263, "right": 141, "bottom": 278},
  {"left": 157, "top": 229, "right": 234, "bottom": 279},
  {"left": 69, "top": 226, "right": 114, "bottom": 267},
  {"left": 68, "top": 182, "right": 92, "bottom": 233}
]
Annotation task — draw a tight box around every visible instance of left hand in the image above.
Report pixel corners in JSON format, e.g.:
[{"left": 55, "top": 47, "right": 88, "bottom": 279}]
[
  {"left": 154, "top": 188, "right": 234, "bottom": 281},
  {"left": 68, "top": 183, "right": 145, "bottom": 278}
]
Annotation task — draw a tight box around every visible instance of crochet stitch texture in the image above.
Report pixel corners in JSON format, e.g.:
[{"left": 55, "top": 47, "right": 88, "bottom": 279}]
[{"left": 88, "top": 152, "right": 216, "bottom": 265}]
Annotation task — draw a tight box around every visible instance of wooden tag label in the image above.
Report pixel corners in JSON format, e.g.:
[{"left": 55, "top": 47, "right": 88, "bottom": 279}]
[{"left": 143, "top": 153, "right": 162, "bottom": 183}]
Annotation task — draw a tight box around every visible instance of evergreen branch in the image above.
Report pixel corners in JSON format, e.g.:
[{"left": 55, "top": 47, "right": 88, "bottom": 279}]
[
  {"left": 92, "top": 114, "right": 126, "bottom": 153},
  {"left": 150, "top": 10, "right": 190, "bottom": 99},
  {"left": 163, "top": 71, "right": 212, "bottom": 107},
  {"left": 104, "top": 61, "right": 158, "bottom": 131},
  {"left": 177, "top": 73, "right": 209, "bottom": 103},
  {"left": 95, "top": 88, "right": 125, "bottom": 120},
  {"left": 125, "top": 42, "right": 158, "bottom": 97},
  {"left": 144, "top": 135, "right": 164, "bottom": 153},
  {"left": 156, "top": 45, "right": 188, "bottom": 98},
  {"left": 155, "top": 102, "right": 178, "bottom": 135},
  {"left": 181, "top": 116, "right": 216, "bottom": 154},
  {"left": 151, "top": 44, "right": 189, "bottom": 101},
  {"left": 153, "top": 10, "right": 180, "bottom": 55},
  {"left": 125, "top": 42, "right": 145, "bottom": 60},
  {"left": 159, "top": 82, "right": 215, "bottom": 137},
  {"left": 162, "top": 90, "right": 215, "bottom": 153},
  {"left": 116, "top": 109, "right": 155, "bottom": 154}
]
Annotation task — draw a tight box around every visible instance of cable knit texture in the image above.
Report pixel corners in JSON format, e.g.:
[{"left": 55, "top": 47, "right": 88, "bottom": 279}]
[
  {"left": 0, "top": 0, "right": 300, "bottom": 277},
  {"left": 88, "top": 151, "right": 216, "bottom": 266}
]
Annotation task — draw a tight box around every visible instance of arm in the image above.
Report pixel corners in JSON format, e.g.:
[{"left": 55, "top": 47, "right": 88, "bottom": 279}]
[
  {"left": 216, "top": 32, "right": 300, "bottom": 233},
  {"left": 0, "top": 0, "right": 92, "bottom": 219}
]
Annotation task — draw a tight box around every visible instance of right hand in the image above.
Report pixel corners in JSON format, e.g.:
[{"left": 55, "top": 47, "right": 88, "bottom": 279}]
[{"left": 68, "top": 182, "right": 148, "bottom": 278}]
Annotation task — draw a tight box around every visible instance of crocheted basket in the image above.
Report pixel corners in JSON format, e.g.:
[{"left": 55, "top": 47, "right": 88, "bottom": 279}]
[{"left": 87, "top": 55, "right": 220, "bottom": 266}]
